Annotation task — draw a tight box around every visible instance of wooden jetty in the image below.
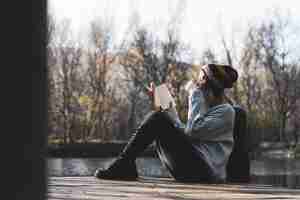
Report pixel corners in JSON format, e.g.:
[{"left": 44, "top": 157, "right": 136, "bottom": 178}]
[{"left": 47, "top": 176, "right": 300, "bottom": 200}]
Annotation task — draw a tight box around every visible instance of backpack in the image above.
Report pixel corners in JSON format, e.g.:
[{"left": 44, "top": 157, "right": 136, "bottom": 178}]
[{"left": 226, "top": 105, "right": 250, "bottom": 183}]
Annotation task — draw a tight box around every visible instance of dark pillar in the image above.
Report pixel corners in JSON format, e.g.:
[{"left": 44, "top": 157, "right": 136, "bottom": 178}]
[{"left": 7, "top": 0, "right": 47, "bottom": 199}]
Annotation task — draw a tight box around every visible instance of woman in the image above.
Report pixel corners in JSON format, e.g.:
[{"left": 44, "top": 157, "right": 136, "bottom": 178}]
[{"left": 94, "top": 63, "right": 238, "bottom": 183}]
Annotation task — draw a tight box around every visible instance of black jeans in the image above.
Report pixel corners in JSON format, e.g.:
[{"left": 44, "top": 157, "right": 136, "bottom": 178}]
[{"left": 139, "top": 110, "right": 216, "bottom": 183}]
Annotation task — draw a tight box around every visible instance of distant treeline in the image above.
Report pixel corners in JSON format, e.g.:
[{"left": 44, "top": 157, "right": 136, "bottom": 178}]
[{"left": 47, "top": 9, "right": 300, "bottom": 153}]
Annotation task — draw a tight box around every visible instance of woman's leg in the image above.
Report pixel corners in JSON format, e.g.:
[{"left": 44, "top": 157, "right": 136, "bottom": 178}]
[
  {"left": 95, "top": 110, "right": 214, "bottom": 182},
  {"left": 153, "top": 112, "right": 215, "bottom": 183},
  {"left": 94, "top": 110, "right": 168, "bottom": 180}
]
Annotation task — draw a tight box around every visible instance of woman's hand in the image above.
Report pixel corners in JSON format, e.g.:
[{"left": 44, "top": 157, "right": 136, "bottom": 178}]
[
  {"left": 146, "top": 82, "right": 161, "bottom": 111},
  {"left": 146, "top": 82, "right": 155, "bottom": 99}
]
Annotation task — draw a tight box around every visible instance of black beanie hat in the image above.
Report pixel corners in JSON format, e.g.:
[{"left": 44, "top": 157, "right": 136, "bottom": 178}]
[{"left": 207, "top": 64, "right": 238, "bottom": 89}]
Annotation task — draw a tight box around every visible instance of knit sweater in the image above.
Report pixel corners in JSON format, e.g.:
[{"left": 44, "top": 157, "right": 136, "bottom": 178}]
[{"left": 166, "top": 87, "right": 235, "bottom": 181}]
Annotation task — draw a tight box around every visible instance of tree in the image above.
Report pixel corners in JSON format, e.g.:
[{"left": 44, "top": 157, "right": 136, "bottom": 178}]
[
  {"left": 220, "top": 35, "right": 241, "bottom": 105},
  {"left": 120, "top": 23, "right": 194, "bottom": 133},
  {"left": 213, "top": 10, "right": 300, "bottom": 147},
  {"left": 82, "top": 18, "right": 121, "bottom": 142},
  {"left": 47, "top": 13, "right": 57, "bottom": 140},
  {"left": 48, "top": 18, "right": 85, "bottom": 144},
  {"left": 253, "top": 12, "right": 300, "bottom": 142},
  {"left": 120, "top": 27, "right": 161, "bottom": 133},
  {"left": 238, "top": 26, "right": 267, "bottom": 148},
  {"left": 199, "top": 48, "right": 218, "bottom": 65}
]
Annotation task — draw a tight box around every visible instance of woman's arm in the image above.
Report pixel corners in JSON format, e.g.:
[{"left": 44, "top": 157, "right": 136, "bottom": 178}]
[{"left": 188, "top": 105, "right": 235, "bottom": 141}]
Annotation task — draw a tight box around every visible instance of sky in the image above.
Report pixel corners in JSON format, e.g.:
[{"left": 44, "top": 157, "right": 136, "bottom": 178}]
[{"left": 49, "top": 0, "right": 300, "bottom": 62}]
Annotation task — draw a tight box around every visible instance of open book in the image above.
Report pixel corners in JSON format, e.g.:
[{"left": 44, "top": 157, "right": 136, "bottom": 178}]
[{"left": 154, "top": 83, "right": 176, "bottom": 110}]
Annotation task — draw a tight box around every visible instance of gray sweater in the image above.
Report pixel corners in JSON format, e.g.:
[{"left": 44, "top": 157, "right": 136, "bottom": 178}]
[{"left": 166, "top": 87, "right": 235, "bottom": 181}]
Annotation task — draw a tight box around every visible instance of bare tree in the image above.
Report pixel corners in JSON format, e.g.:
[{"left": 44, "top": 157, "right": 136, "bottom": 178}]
[
  {"left": 58, "top": 45, "right": 83, "bottom": 144},
  {"left": 237, "top": 26, "right": 267, "bottom": 148},
  {"left": 47, "top": 18, "right": 85, "bottom": 144},
  {"left": 212, "top": 10, "right": 300, "bottom": 147},
  {"left": 252, "top": 13, "right": 300, "bottom": 143},
  {"left": 199, "top": 48, "right": 218, "bottom": 65},
  {"left": 120, "top": 1, "right": 193, "bottom": 131},
  {"left": 81, "top": 19, "right": 121, "bottom": 142},
  {"left": 161, "top": 27, "right": 193, "bottom": 123},
  {"left": 220, "top": 37, "right": 242, "bottom": 105},
  {"left": 47, "top": 13, "right": 57, "bottom": 140},
  {"left": 120, "top": 23, "right": 193, "bottom": 132},
  {"left": 120, "top": 27, "right": 160, "bottom": 133}
]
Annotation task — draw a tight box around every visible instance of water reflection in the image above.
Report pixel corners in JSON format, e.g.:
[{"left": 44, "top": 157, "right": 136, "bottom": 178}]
[
  {"left": 48, "top": 158, "right": 106, "bottom": 176},
  {"left": 47, "top": 157, "right": 300, "bottom": 189},
  {"left": 251, "top": 158, "right": 300, "bottom": 175},
  {"left": 47, "top": 157, "right": 171, "bottom": 177}
]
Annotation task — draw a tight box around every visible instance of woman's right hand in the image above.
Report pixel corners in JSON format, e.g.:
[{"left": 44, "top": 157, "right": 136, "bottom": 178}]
[
  {"left": 146, "top": 82, "right": 161, "bottom": 111},
  {"left": 146, "top": 82, "right": 155, "bottom": 99}
]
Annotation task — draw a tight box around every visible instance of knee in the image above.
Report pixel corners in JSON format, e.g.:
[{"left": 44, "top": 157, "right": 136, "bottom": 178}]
[
  {"left": 141, "top": 110, "right": 163, "bottom": 125},
  {"left": 150, "top": 110, "right": 167, "bottom": 119}
]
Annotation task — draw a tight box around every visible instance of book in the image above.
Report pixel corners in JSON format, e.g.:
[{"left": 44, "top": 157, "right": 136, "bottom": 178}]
[{"left": 154, "top": 83, "right": 176, "bottom": 110}]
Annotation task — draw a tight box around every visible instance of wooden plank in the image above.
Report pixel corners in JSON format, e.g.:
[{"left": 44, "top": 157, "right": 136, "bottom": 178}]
[{"left": 47, "top": 176, "right": 300, "bottom": 200}]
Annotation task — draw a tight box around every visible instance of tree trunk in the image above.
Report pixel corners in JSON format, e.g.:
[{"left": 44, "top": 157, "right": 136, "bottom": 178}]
[
  {"left": 63, "top": 119, "right": 67, "bottom": 144},
  {"left": 128, "top": 99, "right": 137, "bottom": 136}
]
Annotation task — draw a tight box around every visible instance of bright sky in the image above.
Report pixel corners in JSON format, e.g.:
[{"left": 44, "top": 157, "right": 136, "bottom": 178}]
[{"left": 49, "top": 0, "right": 300, "bottom": 61}]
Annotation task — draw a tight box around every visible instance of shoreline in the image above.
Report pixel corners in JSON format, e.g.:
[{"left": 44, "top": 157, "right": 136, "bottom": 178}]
[
  {"left": 47, "top": 141, "right": 299, "bottom": 159},
  {"left": 47, "top": 142, "right": 157, "bottom": 158}
]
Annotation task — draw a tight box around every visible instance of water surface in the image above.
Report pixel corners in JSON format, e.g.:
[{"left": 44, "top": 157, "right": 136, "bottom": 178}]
[{"left": 47, "top": 157, "right": 300, "bottom": 189}]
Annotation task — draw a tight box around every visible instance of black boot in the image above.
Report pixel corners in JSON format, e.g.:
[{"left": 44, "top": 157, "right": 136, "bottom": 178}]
[
  {"left": 94, "top": 111, "right": 160, "bottom": 181},
  {"left": 94, "top": 159, "right": 138, "bottom": 180}
]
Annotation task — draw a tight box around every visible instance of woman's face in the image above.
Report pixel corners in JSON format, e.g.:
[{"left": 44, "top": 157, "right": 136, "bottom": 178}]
[
  {"left": 197, "top": 65, "right": 214, "bottom": 101},
  {"left": 197, "top": 66, "right": 209, "bottom": 88},
  {"left": 198, "top": 69, "right": 206, "bottom": 82}
]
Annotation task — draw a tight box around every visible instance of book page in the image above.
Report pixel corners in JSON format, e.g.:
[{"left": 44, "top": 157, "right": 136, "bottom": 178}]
[{"left": 154, "top": 84, "right": 176, "bottom": 110}]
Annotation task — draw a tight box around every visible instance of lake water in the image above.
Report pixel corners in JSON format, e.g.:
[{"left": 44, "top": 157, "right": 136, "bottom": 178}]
[{"left": 47, "top": 157, "right": 300, "bottom": 189}]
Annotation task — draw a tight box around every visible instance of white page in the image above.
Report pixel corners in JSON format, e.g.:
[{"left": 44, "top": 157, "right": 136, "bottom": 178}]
[{"left": 154, "top": 84, "right": 176, "bottom": 110}]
